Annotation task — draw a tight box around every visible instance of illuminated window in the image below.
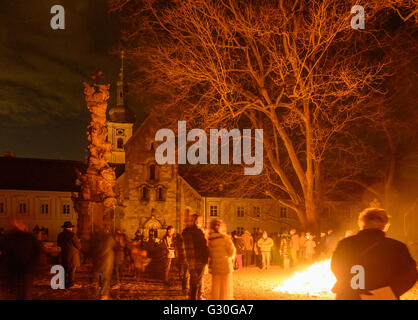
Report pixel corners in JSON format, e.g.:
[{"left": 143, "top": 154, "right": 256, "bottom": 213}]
[
  {"left": 237, "top": 206, "right": 244, "bottom": 217},
  {"left": 210, "top": 205, "right": 218, "bottom": 217}
]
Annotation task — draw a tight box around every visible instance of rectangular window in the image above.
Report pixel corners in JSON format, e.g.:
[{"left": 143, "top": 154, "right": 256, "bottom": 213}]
[
  {"left": 210, "top": 205, "right": 218, "bottom": 217},
  {"left": 237, "top": 206, "right": 244, "bottom": 217},
  {"left": 62, "top": 204, "right": 70, "bottom": 215},
  {"left": 18, "top": 202, "right": 27, "bottom": 214},
  {"left": 254, "top": 206, "right": 261, "bottom": 217},
  {"left": 280, "top": 207, "right": 287, "bottom": 218},
  {"left": 41, "top": 203, "right": 49, "bottom": 214},
  {"left": 0, "top": 202, "right": 4, "bottom": 214},
  {"left": 237, "top": 227, "right": 244, "bottom": 235}
]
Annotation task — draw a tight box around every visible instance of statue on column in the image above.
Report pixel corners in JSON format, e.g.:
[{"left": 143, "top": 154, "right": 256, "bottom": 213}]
[{"left": 72, "top": 73, "right": 118, "bottom": 246}]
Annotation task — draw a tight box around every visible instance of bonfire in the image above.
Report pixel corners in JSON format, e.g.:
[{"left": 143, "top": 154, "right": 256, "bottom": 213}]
[{"left": 273, "top": 259, "right": 336, "bottom": 297}]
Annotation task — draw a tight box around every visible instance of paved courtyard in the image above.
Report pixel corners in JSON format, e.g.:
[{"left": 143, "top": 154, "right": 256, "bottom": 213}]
[{"left": 27, "top": 264, "right": 418, "bottom": 300}]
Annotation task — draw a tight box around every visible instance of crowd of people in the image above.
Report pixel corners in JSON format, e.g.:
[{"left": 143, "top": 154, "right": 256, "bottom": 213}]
[
  {"left": 0, "top": 207, "right": 417, "bottom": 300},
  {"left": 230, "top": 228, "right": 340, "bottom": 271}
]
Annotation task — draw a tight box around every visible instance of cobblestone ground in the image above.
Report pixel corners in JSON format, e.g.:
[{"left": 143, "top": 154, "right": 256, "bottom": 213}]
[{"left": 28, "top": 264, "right": 418, "bottom": 300}]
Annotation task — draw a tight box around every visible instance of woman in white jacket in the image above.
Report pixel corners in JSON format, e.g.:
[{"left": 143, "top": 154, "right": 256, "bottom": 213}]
[{"left": 208, "top": 219, "right": 236, "bottom": 300}]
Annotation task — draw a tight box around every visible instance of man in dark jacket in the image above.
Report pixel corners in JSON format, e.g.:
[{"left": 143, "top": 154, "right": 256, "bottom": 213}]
[
  {"left": 57, "top": 221, "right": 81, "bottom": 289},
  {"left": 331, "top": 208, "right": 417, "bottom": 300},
  {"left": 182, "top": 214, "right": 209, "bottom": 300}
]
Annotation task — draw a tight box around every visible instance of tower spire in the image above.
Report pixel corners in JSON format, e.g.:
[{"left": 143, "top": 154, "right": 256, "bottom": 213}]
[
  {"left": 119, "top": 50, "right": 124, "bottom": 82},
  {"left": 116, "top": 50, "right": 125, "bottom": 107}
]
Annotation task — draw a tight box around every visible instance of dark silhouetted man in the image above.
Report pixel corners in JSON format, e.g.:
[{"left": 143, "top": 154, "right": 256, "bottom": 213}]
[
  {"left": 182, "top": 214, "right": 209, "bottom": 300},
  {"left": 331, "top": 208, "right": 417, "bottom": 300},
  {"left": 57, "top": 221, "right": 81, "bottom": 289}
]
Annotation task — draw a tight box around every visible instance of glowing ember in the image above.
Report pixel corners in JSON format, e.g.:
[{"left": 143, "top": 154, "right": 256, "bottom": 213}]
[{"left": 273, "top": 259, "right": 336, "bottom": 296}]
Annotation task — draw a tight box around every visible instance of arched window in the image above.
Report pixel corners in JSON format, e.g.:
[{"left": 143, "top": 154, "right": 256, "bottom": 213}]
[
  {"left": 149, "top": 228, "right": 158, "bottom": 239},
  {"left": 117, "top": 138, "right": 124, "bottom": 149},
  {"left": 141, "top": 187, "right": 149, "bottom": 200},
  {"left": 149, "top": 164, "right": 156, "bottom": 180},
  {"left": 157, "top": 187, "right": 165, "bottom": 201}
]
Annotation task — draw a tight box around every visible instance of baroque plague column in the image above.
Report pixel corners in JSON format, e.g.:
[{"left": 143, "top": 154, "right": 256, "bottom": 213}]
[{"left": 73, "top": 77, "right": 118, "bottom": 246}]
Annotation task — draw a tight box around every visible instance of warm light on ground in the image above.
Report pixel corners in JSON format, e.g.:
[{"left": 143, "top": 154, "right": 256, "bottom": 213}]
[{"left": 273, "top": 259, "right": 336, "bottom": 296}]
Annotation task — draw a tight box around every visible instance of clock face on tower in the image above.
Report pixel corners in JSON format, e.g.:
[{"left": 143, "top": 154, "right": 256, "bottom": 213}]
[{"left": 116, "top": 129, "right": 125, "bottom": 136}]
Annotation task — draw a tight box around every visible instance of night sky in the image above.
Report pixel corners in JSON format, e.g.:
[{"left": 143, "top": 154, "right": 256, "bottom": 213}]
[{"left": 0, "top": 0, "right": 146, "bottom": 161}]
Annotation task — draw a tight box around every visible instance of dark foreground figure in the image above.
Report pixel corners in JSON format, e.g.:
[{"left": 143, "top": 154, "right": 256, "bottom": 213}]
[
  {"left": 331, "top": 208, "right": 417, "bottom": 300},
  {"left": 0, "top": 221, "right": 41, "bottom": 299},
  {"left": 182, "top": 214, "right": 209, "bottom": 300},
  {"left": 90, "top": 229, "right": 116, "bottom": 300},
  {"left": 57, "top": 221, "right": 81, "bottom": 289}
]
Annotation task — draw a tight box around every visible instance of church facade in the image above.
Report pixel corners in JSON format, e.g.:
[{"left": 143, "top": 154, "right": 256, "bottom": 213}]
[
  {"left": 103, "top": 54, "right": 307, "bottom": 239},
  {"left": 109, "top": 115, "right": 300, "bottom": 240}
]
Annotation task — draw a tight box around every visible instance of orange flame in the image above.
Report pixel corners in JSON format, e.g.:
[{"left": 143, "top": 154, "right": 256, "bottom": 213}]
[{"left": 273, "top": 259, "right": 336, "bottom": 296}]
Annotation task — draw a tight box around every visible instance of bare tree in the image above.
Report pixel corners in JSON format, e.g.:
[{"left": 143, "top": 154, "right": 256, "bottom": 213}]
[
  {"left": 110, "top": 0, "right": 413, "bottom": 230},
  {"left": 369, "top": 0, "right": 418, "bottom": 23}
]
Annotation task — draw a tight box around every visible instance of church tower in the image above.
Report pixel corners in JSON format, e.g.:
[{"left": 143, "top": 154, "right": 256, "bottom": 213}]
[{"left": 107, "top": 51, "right": 135, "bottom": 164}]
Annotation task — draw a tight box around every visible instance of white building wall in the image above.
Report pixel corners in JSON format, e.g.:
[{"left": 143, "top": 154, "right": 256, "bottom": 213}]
[{"left": 0, "top": 189, "right": 77, "bottom": 241}]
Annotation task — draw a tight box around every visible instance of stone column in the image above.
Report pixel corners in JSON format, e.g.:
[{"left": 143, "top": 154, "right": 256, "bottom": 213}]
[{"left": 73, "top": 79, "right": 118, "bottom": 247}]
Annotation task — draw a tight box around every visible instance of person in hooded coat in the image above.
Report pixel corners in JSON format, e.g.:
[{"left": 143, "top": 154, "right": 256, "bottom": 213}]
[{"left": 208, "top": 219, "right": 236, "bottom": 300}]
